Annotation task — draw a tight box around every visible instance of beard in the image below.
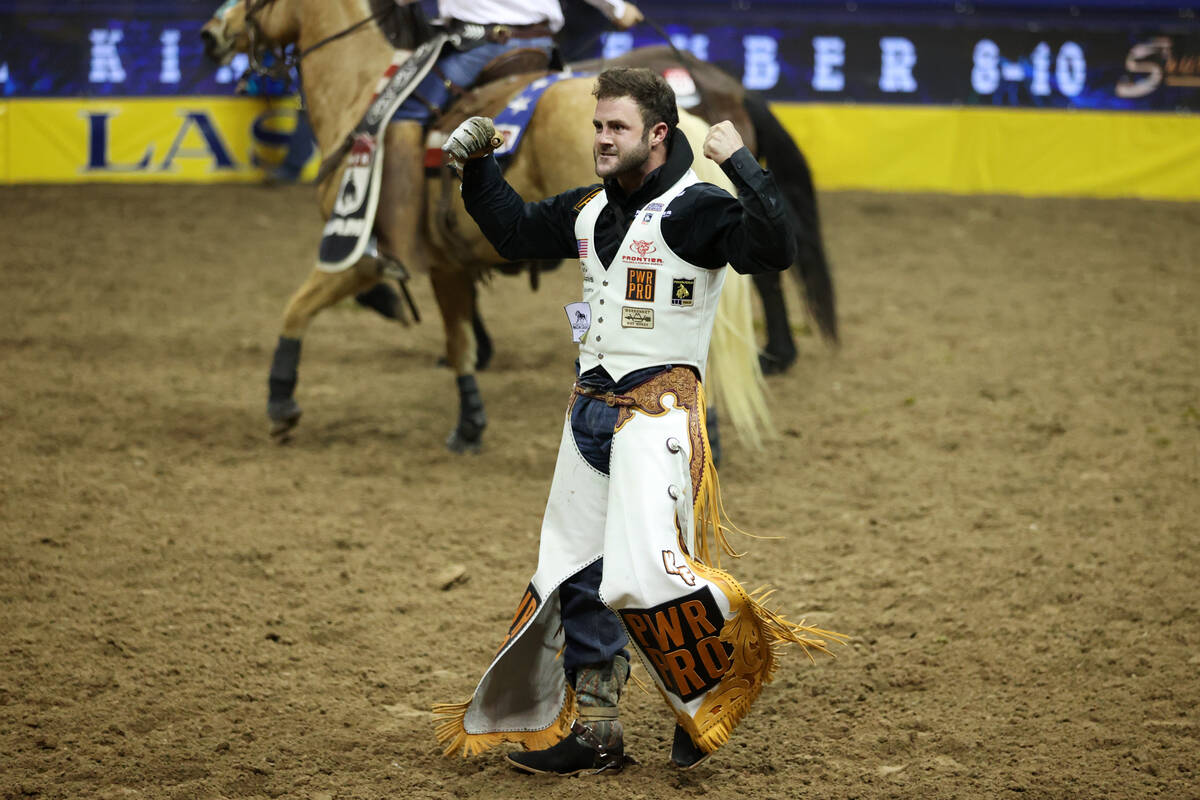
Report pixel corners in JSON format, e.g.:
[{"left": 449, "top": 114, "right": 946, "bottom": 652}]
[{"left": 593, "top": 133, "right": 651, "bottom": 180}]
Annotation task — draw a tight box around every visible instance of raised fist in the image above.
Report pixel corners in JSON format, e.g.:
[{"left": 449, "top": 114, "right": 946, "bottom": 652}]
[
  {"left": 702, "top": 120, "right": 744, "bottom": 165},
  {"left": 442, "top": 116, "right": 502, "bottom": 166}
]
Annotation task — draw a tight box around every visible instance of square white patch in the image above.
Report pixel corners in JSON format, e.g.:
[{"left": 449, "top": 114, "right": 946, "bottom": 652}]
[{"left": 621, "top": 306, "right": 654, "bottom": 329}]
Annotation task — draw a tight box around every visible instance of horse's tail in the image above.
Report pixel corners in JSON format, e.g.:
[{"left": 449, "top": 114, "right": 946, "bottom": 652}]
[
  {"left": 742, "top": 92, "right": 838, "bottom": 344},
  {"left": 709, "top": 269, "right": 773, "bottom": 449}
]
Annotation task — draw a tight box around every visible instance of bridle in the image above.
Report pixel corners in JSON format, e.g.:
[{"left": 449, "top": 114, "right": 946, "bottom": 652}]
[{"left": 235, "top": 0, "right": 392, "bottom": 81}]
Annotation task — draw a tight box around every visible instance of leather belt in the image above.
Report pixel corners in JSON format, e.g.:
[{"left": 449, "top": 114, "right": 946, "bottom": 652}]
[
  {"left": 452, "top": 20, "right": 555, "bottom": 44},
  {"left": 572, "top": 383, "right": 638, "bottom": 408}
]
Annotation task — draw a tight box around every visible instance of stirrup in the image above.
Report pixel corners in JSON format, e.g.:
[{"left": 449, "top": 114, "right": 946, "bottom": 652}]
[{"left": 377, "top": 254, "right": 421, "bottom": 323}]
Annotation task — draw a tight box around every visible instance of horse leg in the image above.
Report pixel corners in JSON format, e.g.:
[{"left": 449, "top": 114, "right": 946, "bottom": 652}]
[
  {"left": 754, "top": 271, "right": 797, "bottom": 375},
  {"left": 472, "top": 289, "right": 494, "bottom": 371},
  {"left": 741, "top": 92, "right": 838, "bottom": 345},
  {"left": 435, "top": 288, "right": 492, "bottom": 371},
  {"left": 430, "top": 268, "right": 486, "bottom": 453},
  {"left": 268, "top": 261, "right": 379, "bottom": 440}
]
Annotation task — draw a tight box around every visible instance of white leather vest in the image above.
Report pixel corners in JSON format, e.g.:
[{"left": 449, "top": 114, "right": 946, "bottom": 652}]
[{"left": 573, "top": 169, "right": 727, "bottom": 383}]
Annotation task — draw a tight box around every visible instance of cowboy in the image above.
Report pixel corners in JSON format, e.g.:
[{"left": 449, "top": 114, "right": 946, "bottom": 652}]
[{"left": 434, "top": 68, "right": 835, "bottom": 775}]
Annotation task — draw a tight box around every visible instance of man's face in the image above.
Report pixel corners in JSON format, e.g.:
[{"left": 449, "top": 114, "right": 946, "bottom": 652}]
[{"left": 592, "top": 96, "right": 651, "bottom": 180}]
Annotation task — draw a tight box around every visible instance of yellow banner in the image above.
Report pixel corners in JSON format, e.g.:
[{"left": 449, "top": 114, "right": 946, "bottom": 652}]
[
  {"left": 3, "top": 96, "right": 1198, "bottom": 200},
  {"left": 0, "top": 97, "right": 312, "bottom": 184},
  {"left": 772, "top": 102, "right": 1200, "bottom": 201}
]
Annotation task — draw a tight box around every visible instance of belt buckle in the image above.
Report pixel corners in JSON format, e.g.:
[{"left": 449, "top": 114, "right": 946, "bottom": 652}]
[{"left": 491, "top": 24, "right": 511, "bottom": 43}]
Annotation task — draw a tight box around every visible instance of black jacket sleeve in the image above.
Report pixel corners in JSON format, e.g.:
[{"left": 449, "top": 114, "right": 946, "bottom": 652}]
[
  {"left": 662, "top": 147, "right": 797, "bottom": 274},
  {"left": 460, "top": 155, "right": 600, "bottom": 261}
]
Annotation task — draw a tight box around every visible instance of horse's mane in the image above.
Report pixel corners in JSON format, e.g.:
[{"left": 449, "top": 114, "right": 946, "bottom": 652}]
[{"left": 371, "top": 0, "right": 435, "bottom": 50}]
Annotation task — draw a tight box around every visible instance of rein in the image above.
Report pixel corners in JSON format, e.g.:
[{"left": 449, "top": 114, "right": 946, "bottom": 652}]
[{"left": 240, "top": 0, "right": 392, "bottom": 82}]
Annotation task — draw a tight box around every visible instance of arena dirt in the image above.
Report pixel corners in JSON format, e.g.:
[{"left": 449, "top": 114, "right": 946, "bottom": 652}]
[{"left": 1, "top": 184, "right": 1197, "bottom": 800}]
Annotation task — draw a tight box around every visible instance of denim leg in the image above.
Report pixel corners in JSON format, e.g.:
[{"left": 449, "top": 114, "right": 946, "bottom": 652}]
[
  {"left": 559, "top": 559, "right": 628, "bottom": 683},
  {"left": 392, "top": 37, "right": 555, "bottom": 123},
  {"left": 570, "top": 395, "right": 618, "bottom": 475}
]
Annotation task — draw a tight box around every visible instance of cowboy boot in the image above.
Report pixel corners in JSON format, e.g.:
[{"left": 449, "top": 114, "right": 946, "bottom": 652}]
[{"left": 507, "top": 654, "right": 631, "bottom": 775}]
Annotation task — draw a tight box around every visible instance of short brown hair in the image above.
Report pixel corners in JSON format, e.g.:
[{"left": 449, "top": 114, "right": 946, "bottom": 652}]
[{"left": 593, "top": 67, "right": 678, "bottom": 135}]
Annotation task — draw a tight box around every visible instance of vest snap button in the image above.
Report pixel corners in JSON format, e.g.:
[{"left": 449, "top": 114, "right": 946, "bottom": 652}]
[
  {"left": 595, "top": 336, "right": 601, "bottom": 342},
  {"left": 602, "top": 281, "right": 609, "bottom": 286},
  {"left": 598, "top": 318, "right": 603, "bottom": 323},
  {"left": 598, "top": 353, "right": 604, "bottom": 359}
]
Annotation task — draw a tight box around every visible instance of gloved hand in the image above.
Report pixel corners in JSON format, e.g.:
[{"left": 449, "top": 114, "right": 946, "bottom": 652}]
[
  {"left": 613, "top": 2, "right": 644, "bottom": 31},
  {"left": 442, "top": 116, "right": 502, "bottom": 167}
]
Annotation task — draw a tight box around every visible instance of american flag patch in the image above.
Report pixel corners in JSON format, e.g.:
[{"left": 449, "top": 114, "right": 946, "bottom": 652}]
[{"left": 577, "top": 239, "right": 589, "bottom": 259}]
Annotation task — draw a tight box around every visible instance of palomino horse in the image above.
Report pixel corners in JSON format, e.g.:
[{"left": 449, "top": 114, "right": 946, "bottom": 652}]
[{"left": 201, "top": 0, "right": 785, "bottom": 451}]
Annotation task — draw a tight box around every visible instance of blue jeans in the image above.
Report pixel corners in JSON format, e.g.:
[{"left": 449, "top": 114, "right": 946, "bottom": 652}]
[
  {"left": 559, "top": 364, "right": 677, "bottom": 679},
  {"left": 392, "top": 36, "right": 555, "bottom": 124}
]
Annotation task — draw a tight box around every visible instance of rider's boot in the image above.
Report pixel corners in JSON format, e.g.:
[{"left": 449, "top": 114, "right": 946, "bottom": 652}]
[{"left": 506, "top": 654, "right": 631, "bottom": 775}]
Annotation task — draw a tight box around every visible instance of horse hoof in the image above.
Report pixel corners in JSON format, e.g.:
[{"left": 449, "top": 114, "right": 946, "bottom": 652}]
[
  {"left": 445, "top": 429, "right": 482, "bottom": 454},
  {"left": 268, "top": 399, "right": 302, "bottom": 441},
  {"left": 758, "top": 350, "right": 795, "bottom": 375}
]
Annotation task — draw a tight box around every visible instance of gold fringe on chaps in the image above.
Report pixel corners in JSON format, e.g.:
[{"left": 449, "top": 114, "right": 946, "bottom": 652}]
[{"left": 433, "top": 688, "right": 577, "bottom": 758}]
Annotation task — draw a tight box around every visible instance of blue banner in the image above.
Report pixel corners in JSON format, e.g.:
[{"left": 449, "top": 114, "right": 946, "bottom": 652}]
[
  {"left": 0, "top": 10, "right": 287, "bottom": 97},
  {"left": 595, "top": 24, "right": 1200, "bottom": 111},
  {"left": 1, "top": 3, "right": 1197, "bottom": 110}
]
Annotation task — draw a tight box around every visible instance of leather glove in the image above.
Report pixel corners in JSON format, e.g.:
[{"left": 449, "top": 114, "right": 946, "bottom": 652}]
[{"left": 442, "top": 116, "right": 502, "bottom": 167}]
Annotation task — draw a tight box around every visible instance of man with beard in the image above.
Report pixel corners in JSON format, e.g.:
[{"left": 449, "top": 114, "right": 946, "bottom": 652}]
[{"left": 435, "top": 67, "right": 809, "bottom": 774}]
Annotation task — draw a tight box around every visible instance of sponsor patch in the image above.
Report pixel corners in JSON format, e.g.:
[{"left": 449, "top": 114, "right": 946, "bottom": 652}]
[
  {"left": 671, "top": 278, "right": 695, "bottom": 307},
  {"left": 622, "top": 239, "right": 664, "bottom": 265},
  {"left": 619, "top": 587, "right": 732, "bottom": 702},
  {"left": 639, "top": 202, "right": 665, "bottom": 224},
  {"left": 564, "top": 301, "right": 591, "bottom": 343},
  {"left": 621, "top": 306, "right": 654, "bottom": 329},
  {"left": 625, "top": 267, "right": 656, "bottom": 302}
]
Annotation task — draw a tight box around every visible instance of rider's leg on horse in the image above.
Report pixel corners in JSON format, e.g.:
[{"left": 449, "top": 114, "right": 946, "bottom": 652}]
[
  {"left": 382, "top": 33, "right": 555, "bottom": 362},
  {"left": 386, "top": 32, "right": 557, "bottom": 264}
]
